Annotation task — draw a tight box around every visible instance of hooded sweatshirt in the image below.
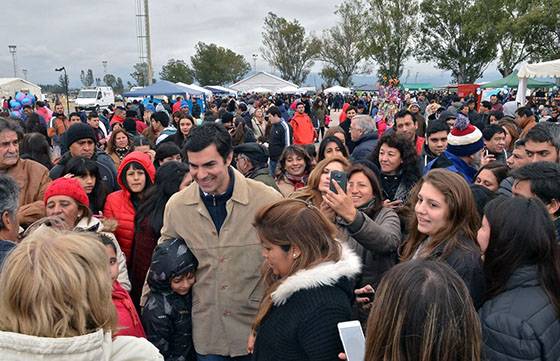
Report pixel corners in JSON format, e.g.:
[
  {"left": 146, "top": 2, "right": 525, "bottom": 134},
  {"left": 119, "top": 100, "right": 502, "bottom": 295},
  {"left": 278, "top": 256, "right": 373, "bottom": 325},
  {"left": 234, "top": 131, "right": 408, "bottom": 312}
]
[
  {"left": 103, "top": 151, "right": 156, "bottom": 262},
  {"left": 142, "top": 238, "right": 198, "bottom": 361}
]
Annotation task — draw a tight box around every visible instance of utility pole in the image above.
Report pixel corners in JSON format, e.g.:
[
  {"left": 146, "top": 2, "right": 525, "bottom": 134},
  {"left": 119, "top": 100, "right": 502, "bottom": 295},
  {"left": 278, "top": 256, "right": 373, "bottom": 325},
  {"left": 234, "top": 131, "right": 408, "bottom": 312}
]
[
  {"left": 22, "top": 69, "right": 27, "bottom": 80},
  {"left": 102, "top": 60, "right": 108, "bottom": 75},
  {"left": 144, "top": 0, "right": 153, "bottom": 85},
  {"left": 8, "top": 45, "right": 17, "bottom": 77}
]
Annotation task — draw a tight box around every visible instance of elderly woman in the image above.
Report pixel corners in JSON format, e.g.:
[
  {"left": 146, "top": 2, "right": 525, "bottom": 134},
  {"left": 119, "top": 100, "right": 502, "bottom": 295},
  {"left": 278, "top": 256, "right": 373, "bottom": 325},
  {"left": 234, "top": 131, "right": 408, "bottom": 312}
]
[
  {"left": 250, "top": 199, "right": 361, "bottom": 361},
  {"left": 34, "top": 177, "right": 131, "bottom": 291},
  {"left": 0, "top": 228, "right": 163, "bottom": 360}
]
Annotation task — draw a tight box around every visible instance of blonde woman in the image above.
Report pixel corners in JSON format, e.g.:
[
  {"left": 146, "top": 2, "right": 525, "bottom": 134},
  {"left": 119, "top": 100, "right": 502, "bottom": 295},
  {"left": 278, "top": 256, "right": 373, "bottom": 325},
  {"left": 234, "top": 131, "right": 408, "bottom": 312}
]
[
  {"left": 0, "top": 229, "right": 163, "bottom": 360},
  {"left": 249, "top": 199, "right": 361, "bottom": 361}
]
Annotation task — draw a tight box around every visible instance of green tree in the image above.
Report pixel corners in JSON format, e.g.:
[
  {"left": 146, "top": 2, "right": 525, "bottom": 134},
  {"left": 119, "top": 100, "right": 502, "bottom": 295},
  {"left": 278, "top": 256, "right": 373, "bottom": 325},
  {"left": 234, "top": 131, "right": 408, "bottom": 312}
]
[
  {"left": 103, "top": 74, "right": 116, "bottom": 88},
  {"left": 115, "top": 77, "right": 124, "bottom": 94},
  {"left": 319, "top": 0, "right": 368, "bottom": 87},
  {"left": 130, "top": 62, "right": 149, "bottom": 86},
  {"left": 320, "top": 66, "right": 340, "bottom": 88},
  {"left": 492, "top": 0, "right": 553, "bottom": 76},
  {"left": 80, "top": 69, "right": 94, "bottom": 87},
  {"left": 530, "top": 0, "right": 560, "bottom": 62},
  {"left": 261, "top": 12, "right": 321, "bottom": 84},
  {"left": 416, "top": 0, "right": 498, "bottom": 83},
  {"left": 364, "top": 0, "right": 418, "bottom": 83},
  {"left": 190, "top": 42, "right": 251, "bottom": 86},
  {"left": 160, "top": 58, "right": 194, "bottom": 83}
]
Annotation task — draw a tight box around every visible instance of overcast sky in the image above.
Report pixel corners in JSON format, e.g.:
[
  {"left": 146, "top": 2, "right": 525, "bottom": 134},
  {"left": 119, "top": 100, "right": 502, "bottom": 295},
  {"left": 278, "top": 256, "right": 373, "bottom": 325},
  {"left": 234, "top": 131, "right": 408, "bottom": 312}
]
[{"left": 1, "top": 0, "right": 500, "bottom": 87}]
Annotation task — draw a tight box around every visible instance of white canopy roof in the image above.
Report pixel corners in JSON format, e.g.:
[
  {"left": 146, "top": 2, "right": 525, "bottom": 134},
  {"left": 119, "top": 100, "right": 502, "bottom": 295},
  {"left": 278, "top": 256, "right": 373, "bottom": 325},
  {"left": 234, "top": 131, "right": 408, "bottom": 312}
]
[
  {"left": 323, "top": 85, "right": 352, "bottom": 94},
  {"left": 516, "top": 59, "right": 560, "bottom": 105},
  {"left": 176, "top": 82, "right": 213, "bottom": 97},
  {"left": 246, "top": 87, "right": 273, "bottom": 94},
  {"left": 275, "top": 85, "right": 299, "bottom": 94}
]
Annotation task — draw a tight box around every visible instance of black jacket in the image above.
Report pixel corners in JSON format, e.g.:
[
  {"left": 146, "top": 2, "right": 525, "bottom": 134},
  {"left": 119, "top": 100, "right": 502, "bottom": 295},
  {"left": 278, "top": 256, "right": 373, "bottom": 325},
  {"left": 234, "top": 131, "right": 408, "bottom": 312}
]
[
  {"left": 142, "top": 238, "right": 198, "bottom": 361},
  {"left": 350, "top": 132, "right": 378, "bottom": 162},
  {"left": 0, "top": 240, "right": 15, "bottom": 267},
  {"left": 479, "top": 265, "right": 560, "bottom": 361},
  {"left": 268, "top": 121, "right": 292, "bottom": 161},
  {"left": 253, "top": 245, "right": 361, "bottom": 361},
  {"left": 49, "top": 150, "right": 119, "bottom": 191},
  {"left": 431, "top": 239, "right": 485, "bottom": 309}
]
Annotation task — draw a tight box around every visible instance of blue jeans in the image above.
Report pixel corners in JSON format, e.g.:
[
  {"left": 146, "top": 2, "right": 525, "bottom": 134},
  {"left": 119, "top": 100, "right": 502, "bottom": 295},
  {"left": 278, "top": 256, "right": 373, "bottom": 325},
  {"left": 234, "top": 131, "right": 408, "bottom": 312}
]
[{"left": 196, "top": 354, "right": 252, "bottom": 361}]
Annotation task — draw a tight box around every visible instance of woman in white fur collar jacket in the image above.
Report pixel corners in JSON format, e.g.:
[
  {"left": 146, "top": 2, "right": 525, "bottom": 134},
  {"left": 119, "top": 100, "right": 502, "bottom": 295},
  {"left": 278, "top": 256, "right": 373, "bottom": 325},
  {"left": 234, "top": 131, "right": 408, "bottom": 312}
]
[{"left": 249, "top": 199, "right": 362, "bottom": 361}]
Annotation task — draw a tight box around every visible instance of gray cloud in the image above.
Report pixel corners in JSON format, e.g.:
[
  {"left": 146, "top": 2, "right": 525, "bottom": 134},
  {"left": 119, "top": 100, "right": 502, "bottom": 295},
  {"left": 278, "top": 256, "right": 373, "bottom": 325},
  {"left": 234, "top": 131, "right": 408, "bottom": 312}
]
[{"left": 1, "top": 0, "right": 499, "bottom": 88}]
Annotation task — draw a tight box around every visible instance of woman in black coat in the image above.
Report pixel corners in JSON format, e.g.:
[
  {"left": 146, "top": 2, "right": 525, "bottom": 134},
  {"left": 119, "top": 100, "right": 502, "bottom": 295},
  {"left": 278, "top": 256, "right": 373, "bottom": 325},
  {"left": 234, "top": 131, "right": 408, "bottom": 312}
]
[
  {"left": 477, "top": 197, "right": 560, "bottom": 361},
  {"left": 250, "top": 199, "right": 361, "bottom": 361}
]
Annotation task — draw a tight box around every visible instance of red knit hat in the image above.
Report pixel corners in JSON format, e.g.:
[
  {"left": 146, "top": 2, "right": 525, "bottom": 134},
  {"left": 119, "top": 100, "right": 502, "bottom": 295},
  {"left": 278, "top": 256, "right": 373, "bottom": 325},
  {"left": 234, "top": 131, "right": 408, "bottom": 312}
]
[{"left": 44, "top": 177, "right": 90, "bottom": 207}]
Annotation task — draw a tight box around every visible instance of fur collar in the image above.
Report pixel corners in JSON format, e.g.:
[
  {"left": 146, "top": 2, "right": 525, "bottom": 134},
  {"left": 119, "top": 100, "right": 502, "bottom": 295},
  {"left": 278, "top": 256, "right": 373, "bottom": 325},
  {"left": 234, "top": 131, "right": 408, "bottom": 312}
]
[{"left": 271, "top": 243, "right": 361, "bottom": 306}]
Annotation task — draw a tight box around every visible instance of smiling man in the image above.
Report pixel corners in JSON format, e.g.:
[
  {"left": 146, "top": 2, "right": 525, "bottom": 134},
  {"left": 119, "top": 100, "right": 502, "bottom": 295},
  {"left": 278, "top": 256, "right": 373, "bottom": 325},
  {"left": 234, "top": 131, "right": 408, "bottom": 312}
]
[
  {"left": 159, "top": 123, "right": 282, "bottom": 360},
  {"left": 0, "top": 117, "right": 51, "bottom": 227}
]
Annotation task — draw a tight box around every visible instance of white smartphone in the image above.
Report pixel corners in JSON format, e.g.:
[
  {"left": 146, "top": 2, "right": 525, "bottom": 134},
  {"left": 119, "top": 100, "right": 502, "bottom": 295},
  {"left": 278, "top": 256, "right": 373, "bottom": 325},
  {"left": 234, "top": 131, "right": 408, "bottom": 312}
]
[{"left": 337, "top": 321, "right": 365, "bottom": 361}]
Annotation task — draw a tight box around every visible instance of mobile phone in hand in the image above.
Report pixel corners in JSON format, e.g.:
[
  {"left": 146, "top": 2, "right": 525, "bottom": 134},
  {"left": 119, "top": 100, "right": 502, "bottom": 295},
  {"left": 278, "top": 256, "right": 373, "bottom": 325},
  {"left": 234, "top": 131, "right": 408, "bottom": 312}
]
[
  {"left": 338, "top": 321, "right": 365, "bottom": 361},
  {"left": 330, "top": 170, "right": 348, "bottom": 194}
]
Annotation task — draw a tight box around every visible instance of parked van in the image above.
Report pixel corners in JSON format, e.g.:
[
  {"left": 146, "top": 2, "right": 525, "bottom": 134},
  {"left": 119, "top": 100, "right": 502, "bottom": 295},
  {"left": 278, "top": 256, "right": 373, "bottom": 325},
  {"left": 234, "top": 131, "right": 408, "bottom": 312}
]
[{"left": 75, "top": 87, "right": 114, "bottom": 111}]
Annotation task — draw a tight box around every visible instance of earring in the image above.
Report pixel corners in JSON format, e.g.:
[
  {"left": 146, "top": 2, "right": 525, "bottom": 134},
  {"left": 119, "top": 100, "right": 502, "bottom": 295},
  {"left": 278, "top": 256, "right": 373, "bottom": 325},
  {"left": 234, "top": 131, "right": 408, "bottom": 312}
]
[{"left": 293, "top": 253, "right": 297, "bottom": 259}]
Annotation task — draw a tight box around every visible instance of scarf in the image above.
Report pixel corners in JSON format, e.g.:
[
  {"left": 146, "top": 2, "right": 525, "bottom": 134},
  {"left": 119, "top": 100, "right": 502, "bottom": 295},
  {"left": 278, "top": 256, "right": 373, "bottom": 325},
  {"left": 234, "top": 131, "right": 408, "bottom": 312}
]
[
  {"left": 284, "top": 172, "right": 308, "bottom": 191},
  {"left": 115, "top": 146, "right": 130, "bottom": 160}
]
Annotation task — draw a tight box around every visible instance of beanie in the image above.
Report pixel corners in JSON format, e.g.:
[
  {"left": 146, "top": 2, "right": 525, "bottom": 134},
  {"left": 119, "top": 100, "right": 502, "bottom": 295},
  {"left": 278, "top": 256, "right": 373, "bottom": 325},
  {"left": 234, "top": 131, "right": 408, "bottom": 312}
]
[
  {"left": 65, "top": 123, "right": 96, "bottom": 147},
  {"left": 446, "top": 114, "right": 484, "bottom": 157},
  {"left": 44, "top": 177, "right": 90, "bottom": 207},
  {"left": 145, "top": 103, "right": 156, "bottom": 113}
]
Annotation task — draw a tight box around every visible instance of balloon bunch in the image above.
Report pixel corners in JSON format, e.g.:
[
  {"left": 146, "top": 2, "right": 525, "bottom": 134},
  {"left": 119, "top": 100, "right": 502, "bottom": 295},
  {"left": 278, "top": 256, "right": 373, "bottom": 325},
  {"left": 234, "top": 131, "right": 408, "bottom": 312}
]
[{"left": 9, "top": 91, "right": 35, "bottom": 118}]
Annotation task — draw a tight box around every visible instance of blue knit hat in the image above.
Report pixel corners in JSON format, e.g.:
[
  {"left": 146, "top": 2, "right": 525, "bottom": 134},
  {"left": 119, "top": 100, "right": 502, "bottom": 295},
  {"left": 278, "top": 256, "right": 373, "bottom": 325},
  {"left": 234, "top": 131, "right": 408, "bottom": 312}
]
[{"left": 446, "top": 114, "right": 484, "bottom": 157}]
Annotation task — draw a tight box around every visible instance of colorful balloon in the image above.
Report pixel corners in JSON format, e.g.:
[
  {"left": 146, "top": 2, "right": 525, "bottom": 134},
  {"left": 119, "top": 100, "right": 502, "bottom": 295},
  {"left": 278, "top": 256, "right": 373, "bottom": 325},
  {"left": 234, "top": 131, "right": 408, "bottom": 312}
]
[{"left": 9, "top": 99, "right": 21, "bottom": 110}]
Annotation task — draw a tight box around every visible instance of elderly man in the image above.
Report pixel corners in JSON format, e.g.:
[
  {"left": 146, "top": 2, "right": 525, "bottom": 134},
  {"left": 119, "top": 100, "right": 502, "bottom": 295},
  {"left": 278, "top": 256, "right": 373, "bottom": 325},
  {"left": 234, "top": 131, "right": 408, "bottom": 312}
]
[
  {"left": 234, "top": 142, "right": 280, "bottom": 191},
  {"left": 349, "top": 115, "right": 378, "bottom": 161},
  {"left": 0, "top": 117, "right": 51, "bottom": 227}
]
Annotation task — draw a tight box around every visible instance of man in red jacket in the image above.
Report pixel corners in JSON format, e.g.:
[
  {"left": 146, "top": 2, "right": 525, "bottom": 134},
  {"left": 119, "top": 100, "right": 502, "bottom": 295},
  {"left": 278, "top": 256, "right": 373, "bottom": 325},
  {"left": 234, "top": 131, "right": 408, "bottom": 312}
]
[{"left": 290, "top": 102, "right": 316, "bottom": 145}]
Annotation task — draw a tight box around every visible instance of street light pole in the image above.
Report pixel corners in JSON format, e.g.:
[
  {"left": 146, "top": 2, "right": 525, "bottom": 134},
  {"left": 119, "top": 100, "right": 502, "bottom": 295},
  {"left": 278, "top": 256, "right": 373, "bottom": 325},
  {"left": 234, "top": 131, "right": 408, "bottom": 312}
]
[
  {"left": 22, "top": 69, "right": 27, "bottom": 80},
  {"left": 252, "top": 54, "right": 258, "bottom": 72},
  {"left": 55, "top": 67, "right": 70, "bottom": 115},
  {"left": 8, "top": 45, "right": 17, "bottom": 77}
]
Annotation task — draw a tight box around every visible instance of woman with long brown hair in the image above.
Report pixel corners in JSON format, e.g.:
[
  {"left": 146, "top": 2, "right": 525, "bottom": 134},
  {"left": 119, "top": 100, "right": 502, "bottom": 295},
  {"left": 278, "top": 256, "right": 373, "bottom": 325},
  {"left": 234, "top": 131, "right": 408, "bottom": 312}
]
[
  {"left": 364, "top": 260, "right": 482, "bottom": 361},
  {"left": 401, "top": 168, "right": 485, "bottom": 308},
  {"left": 106, "top": 128, "right": 134, "bottom": 169},
  {"left": 250, "top": 199, "right": 361, "bottom": 361},
  {"left": 275, "top": 145, "right": 314, "bottom": 197},
  {"left": 291, "top": 155, "right": 351, "bottom": 211}
]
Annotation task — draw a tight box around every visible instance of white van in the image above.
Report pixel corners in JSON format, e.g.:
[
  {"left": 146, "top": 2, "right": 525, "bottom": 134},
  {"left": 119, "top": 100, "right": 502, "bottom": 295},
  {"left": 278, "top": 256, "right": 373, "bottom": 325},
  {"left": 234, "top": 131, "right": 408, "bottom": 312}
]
[{"left": 75, "top": 87, "right": 115, "bottom": 111}]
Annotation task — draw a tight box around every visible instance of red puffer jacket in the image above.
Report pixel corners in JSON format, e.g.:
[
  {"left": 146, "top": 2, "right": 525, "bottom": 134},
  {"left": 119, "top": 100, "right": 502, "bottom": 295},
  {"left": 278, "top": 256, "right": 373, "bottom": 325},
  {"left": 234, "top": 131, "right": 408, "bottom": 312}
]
[
  {"left": 112, "top": 281, "right": 146, "bottom": 338},
  {"left": 104, "top": 151, "right": 155, "bottom": 263}
]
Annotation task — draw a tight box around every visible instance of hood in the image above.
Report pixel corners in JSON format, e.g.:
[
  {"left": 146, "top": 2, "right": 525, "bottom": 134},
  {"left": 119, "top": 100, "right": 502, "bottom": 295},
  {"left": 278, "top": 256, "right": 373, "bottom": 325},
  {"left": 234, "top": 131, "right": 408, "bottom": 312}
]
[
  {"left": 116, "top": 151, "right": 156, "bottom": 192},
  {"left": 147, "top": 238, "right": 198, "bottom": 292},
  {"left": 271, "top": 243, "right": 361, "bottom": 306}
]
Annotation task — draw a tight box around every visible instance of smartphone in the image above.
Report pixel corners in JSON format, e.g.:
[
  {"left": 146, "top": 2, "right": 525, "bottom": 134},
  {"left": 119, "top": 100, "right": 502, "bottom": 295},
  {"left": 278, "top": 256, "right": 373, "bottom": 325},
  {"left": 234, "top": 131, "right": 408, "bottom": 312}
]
[
  {"left": 338, "top": 321, "right": 365, "bottom": 361},
  {"left": 330, "top": 170, "right": 348, "bottom": 193}
]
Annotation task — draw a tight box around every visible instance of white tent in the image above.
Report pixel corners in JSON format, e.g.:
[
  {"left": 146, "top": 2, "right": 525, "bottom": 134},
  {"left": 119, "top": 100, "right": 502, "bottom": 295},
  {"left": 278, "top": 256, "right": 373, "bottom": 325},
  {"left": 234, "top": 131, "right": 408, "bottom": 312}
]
[
  {"left": 0, "top": 78, "right": 42, "bottom": 99},
  {"left": 323, "top": 85, "right": 352, "bottom": 94},
  {"left": 176, "top": 82, "right": 213, "bottom": 97},
  {"left": 516, "top": 59, "right": 560, "bottom": 105},
  {"left": 275, "top": 85, "right": 299, "bottom": 94},
  {"left": 230, "top": 71, "right": 298, "bottom": 93},
  {"left": 246, "top": 87, "right": 273, "bottom": 94}
]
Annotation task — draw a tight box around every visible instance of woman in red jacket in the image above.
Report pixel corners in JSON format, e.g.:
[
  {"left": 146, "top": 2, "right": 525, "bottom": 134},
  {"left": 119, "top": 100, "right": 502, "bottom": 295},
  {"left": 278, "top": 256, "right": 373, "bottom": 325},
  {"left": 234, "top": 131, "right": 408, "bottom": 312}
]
[{"left": 104, "top": 151, "right": 155, "bottom": 263}]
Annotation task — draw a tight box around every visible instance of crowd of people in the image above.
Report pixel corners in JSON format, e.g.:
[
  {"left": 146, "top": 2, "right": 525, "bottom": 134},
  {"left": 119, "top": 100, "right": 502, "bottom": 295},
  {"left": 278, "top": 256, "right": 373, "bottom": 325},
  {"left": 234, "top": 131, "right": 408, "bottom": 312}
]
[{"left": 0, "top": 88, "right": 559, "bottom": 361}]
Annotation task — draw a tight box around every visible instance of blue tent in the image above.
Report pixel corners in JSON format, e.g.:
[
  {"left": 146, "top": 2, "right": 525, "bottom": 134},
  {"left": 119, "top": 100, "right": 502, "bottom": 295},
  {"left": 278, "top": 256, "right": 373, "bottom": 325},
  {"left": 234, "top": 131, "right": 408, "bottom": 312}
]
[{"left": 122, "top": 80, "right": 203, "bottom": 97}]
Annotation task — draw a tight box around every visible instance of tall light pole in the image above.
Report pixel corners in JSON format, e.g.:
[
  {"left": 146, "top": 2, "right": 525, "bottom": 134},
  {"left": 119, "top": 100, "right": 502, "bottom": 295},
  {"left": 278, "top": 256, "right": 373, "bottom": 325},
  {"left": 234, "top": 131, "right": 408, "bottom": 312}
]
[
  {"left": 22, "top": 69, "right": 27, "bottom": 80},
  {"left": 8, "top": 45, "right": 17, "bottom": 77},
  {"left": 102, "top": 61, "right": 108, "bottom": 75},
  {"left": 55, "top": 67, "right": 70, "bottom": 115},
  {"left": 252, "top": 54, "right": 258, "bottom": 72}
]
